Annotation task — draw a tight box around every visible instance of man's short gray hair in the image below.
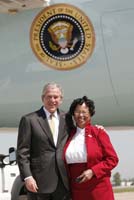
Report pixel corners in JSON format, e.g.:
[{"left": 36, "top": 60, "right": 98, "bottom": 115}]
[{"left": 42, "top": 82, "right": 64, "bottom": 98}]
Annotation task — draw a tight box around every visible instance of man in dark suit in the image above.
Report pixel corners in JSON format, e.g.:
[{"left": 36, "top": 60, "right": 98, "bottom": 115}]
[{"left": 17, "top": 82, "right": 70, "bottom": 200}]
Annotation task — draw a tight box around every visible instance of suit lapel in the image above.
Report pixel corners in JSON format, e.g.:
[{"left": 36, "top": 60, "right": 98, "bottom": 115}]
[
  {"left": 37, "top": 107, "right": 55, "bottom": 147},
  {"left": 56, "top": 113, "right": 67, "bottom": 147}
]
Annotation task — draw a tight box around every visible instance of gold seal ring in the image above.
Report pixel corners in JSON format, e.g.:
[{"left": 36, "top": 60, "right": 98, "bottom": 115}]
[{"left": 30, "top": 3, "right": 95, "bottom": 70}]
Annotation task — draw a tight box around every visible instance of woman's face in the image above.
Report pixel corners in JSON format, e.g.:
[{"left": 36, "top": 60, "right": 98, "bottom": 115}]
[{"left": 74, "top": 103, "right": 91, "bottom": 128}]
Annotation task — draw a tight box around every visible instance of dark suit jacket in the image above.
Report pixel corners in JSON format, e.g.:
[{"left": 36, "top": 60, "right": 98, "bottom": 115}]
[{"left": 17, "top": 107, "right": 69, "bottom": 193}]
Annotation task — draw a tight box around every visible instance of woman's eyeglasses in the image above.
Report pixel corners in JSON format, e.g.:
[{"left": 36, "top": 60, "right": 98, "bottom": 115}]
[{"left": 74, "top": 111, "right": 89, "bottom": 116}]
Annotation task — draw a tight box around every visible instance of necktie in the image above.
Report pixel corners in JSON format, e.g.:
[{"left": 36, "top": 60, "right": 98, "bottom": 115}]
[{"left": 49, "top": 114, "right": 55, "bottom": 135}]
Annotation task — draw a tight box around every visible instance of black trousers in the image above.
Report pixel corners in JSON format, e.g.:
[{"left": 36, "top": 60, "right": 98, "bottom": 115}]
[{"left": 27, "top": 179, "right": 70, "bottom": 200}]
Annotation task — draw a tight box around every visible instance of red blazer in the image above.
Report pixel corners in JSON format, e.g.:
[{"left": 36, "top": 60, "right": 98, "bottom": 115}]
[{"left": 63, "top": 123, "right": 119, "bottom": 182}]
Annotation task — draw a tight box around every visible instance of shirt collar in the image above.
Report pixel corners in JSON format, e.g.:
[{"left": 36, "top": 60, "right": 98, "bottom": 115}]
[
  {"left": 76, "top": 126, "right": 85, "bottom": 135},
  {"left": 43, "top": 107, "right": 58, "bottom": 119}
]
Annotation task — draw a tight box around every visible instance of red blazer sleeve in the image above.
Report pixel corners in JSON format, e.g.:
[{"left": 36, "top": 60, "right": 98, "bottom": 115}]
[{"left": 87, "top": 128, "right": 119, "bottom": 179}]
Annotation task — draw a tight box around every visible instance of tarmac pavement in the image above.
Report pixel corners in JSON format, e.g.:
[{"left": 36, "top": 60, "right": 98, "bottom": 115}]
[{"left": 114, "top": 192, "right": 134, "bottom": 200}]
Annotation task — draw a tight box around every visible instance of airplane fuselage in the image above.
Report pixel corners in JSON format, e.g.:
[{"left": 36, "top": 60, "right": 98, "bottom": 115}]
[{"left": 0, "top": 0, "right": 134, "bottom": 127}]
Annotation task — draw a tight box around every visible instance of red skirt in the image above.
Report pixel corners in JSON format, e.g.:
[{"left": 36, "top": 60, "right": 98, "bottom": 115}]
[{"left": 68, "top": 163, "right": 114, "bottom": 200}]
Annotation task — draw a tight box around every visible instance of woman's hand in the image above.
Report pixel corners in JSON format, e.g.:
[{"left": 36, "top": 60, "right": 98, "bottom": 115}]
[{"left": 76, "top": 169, "right": 94, "bottom": 183}]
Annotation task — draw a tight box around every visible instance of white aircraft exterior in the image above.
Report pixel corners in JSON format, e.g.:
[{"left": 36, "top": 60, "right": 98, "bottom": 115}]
[
  {"left": 0, "top": 0, "right": 134, "bottom": 199},
  {"left": 0, "top": 0, "right": 134, "bottom": 127}
]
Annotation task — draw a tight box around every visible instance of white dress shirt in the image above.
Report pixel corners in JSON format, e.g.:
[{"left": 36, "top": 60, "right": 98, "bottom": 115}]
[
  {"left": 65, "top": 127, "right": 87, "bottom": 164},
  {"left": 43, "top": 107, "right": 59, "bottom": 146}
]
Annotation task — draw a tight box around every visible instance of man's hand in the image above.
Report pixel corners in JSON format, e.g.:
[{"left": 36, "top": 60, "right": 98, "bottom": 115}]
[
  {"left": 95, "top": 125, "right": 105, "bottom": 130},
  {"left": 25, "top": 177, "right": 38, "bottom": 193}
]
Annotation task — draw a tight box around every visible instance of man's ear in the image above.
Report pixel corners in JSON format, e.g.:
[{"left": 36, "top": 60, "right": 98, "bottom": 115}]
[
  {"left": 41, "top": 95, "right": 44, "bottom": 102},
  {"left": 60, "top": 96, "right": 63, "bottom": 104}
]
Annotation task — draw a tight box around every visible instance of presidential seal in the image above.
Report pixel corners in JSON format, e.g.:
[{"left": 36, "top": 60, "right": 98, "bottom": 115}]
[{"left": 30, "top": 3, "right": 95, "bottom": 70}]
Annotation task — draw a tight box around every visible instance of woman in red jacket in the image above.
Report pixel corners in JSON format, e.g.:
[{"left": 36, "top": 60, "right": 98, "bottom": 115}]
[{"left": 64, "top": 96, "right": 119, "bottom": 200}]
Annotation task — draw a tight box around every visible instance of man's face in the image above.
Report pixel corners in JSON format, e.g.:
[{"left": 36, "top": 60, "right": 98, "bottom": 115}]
[{"left": 42, "top": 86, "right": 63, "bottom": 113}]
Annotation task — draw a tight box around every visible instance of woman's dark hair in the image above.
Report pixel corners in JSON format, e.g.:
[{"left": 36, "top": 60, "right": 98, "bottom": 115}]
[
  {"left": 65, "top": 96, "right": 95, "bottom": 130},
  {"left": 69, "top": 96, "right": 95, "bottom": 116}
]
